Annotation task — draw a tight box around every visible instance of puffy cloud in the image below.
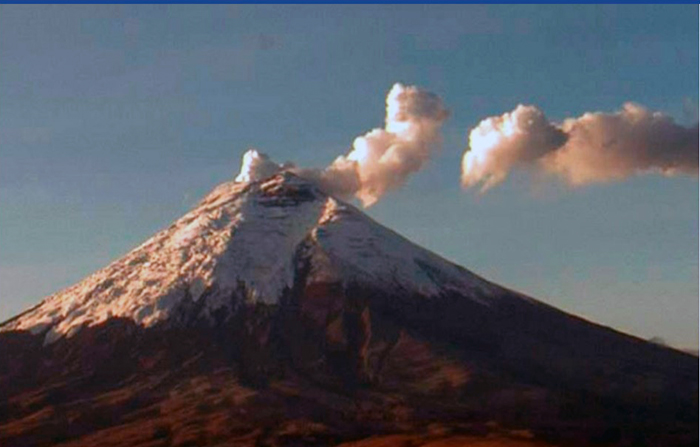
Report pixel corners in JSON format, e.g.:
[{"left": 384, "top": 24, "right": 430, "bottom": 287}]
[
  {"left": 461, "top": 103, "right": 698, "bottom": 191},
  {"left": 319, "top": 83, "right": 449, "bottom": 206},
  {"left": 235, "top": 83, "right": 449, "bottom": 207},
  {"left": 544, "top": 103, "right": 699, "bottom": 185},
  {"left": 461, "top": 105, "right": 567, "bottom": 191}
]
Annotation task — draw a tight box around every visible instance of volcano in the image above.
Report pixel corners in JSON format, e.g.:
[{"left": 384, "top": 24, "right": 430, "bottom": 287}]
[{"left": 0, "top": 166, "right": 697, "bottom": 447}]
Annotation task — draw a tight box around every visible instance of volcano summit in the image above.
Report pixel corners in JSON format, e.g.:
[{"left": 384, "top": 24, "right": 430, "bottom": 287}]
[{"left": 0, "top": 158, "right": 697, "bottom": 447}]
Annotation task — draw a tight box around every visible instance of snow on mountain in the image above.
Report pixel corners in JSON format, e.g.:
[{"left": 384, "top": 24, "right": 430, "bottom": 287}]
[
  {"left": 1, "top": 168, "right": 499, "bottom": 345},
  {"left": 308, "top": 197, "right": 496, "bottom": 301}
]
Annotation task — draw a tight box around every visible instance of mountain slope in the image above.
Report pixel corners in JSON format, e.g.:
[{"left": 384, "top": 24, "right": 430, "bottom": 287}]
[
  {"left": 1, "top": 172, "right": 498, "bottom": 344},
  {"left": 0, "top": 171, "right": 697, "bottom": 447}
]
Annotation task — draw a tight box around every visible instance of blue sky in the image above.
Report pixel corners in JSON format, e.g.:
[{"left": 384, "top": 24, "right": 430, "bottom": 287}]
[{"left": 1, "top": 5, "right": 697, "bottom": 349}]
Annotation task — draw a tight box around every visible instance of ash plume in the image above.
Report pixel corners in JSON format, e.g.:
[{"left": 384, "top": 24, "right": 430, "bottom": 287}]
[
  {"left": 462, "top": 103, "right": 699, "bottom": 191},
  {"left": 236, "top": 83, "right": 449, "bottom": 207}
]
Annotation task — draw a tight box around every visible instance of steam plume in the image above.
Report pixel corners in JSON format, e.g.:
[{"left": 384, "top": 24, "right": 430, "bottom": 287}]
[
  {"left": 236, "top": 83, "right": 449, "bottom": 207},
  {"left": 462, "top": 103, "right": 699, "bottom": 191},
  {"left": 461, "top": 105, "right": 567, "bottom": 191},
  {"left": 235, "top": 149, "right": 287, "bottom": 183}
]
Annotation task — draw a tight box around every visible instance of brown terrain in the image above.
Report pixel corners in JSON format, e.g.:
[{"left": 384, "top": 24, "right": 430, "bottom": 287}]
[
  {"left": 1, "top": 278, "right": 697, "bottom": 446},
  {"left": 0, "top": 175, "right": 696, "bottom": 446}
]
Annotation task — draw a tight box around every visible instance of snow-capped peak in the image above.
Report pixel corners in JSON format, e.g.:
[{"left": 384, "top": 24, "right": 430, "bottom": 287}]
[{"left": 2, "top": 171, "right": 498, "bottom": 344}]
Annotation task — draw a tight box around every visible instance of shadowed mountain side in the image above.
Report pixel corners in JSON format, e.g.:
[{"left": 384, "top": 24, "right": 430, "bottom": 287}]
[
  {"left": 1, "top": 275, "right": 696, "bottom": 446},
  {"left": 0, "top": 173, "right": 696, "bottom": 446}
]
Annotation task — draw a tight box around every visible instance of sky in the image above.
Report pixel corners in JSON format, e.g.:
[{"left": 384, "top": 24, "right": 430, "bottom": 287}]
[{"left": 0, "top": 5, "right": 697, "bottom": 350}]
